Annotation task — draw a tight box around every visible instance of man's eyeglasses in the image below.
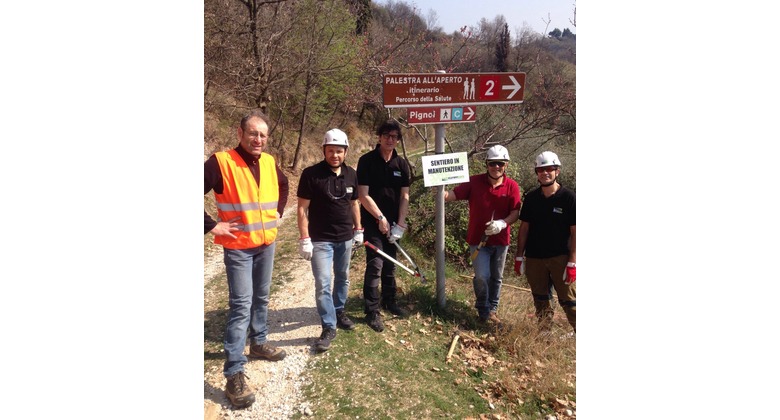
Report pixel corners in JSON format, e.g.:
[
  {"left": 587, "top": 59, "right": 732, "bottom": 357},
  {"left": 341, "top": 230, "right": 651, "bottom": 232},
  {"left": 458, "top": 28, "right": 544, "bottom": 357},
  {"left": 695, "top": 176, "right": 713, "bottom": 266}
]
[
  {"left": 535, "top": 166, "right": 558, "bottom": 173},
  {"left": 381, "top": 133, "right": 399, "bottom": 141},
  {"left": 246, "top": 131, "right": 269, "bottom": 140},
  {"left": 487, "top": 161, "right": 506, "bottom": 168}
]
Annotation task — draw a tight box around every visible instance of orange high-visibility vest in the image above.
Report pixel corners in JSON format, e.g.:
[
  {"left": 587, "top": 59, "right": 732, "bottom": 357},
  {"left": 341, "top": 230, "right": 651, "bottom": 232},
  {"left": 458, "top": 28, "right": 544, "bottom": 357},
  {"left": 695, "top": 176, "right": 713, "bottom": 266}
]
[{"left": 213, "top": 149, "right": 279, "bottom": 249}]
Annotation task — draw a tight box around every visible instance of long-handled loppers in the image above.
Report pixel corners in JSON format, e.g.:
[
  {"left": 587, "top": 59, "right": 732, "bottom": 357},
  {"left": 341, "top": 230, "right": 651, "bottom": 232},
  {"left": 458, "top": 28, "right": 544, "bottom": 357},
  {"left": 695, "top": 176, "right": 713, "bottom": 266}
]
[
  {"left": 393, "top": 241, "right": 428, "bottom": 283},
  {"left": 363, "top": 241, "right": 416, "bottom": 276}
]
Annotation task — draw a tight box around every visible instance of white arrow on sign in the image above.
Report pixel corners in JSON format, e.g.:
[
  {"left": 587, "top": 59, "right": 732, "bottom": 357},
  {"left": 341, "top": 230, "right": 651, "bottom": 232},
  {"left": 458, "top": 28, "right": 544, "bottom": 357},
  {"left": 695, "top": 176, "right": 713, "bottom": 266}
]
[
  {"left": 463, "top": 107, "right": 475, "bottom": 120},
  {"left": 501, "top": 75, "right": 522, "bottom": 99}
]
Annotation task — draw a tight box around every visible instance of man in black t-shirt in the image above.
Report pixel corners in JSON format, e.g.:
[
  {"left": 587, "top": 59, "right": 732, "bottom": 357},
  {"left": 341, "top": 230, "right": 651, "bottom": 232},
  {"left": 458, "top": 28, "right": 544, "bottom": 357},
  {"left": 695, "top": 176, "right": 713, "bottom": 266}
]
[
  {"left": 514, "top": 151, "right": 576, "bottom": 336},
  {"left": 356, "top": 120, "right": 411, "bottom": 332},
  {"left": 297, "top": 129, "right": 363, "bottom": 352}
]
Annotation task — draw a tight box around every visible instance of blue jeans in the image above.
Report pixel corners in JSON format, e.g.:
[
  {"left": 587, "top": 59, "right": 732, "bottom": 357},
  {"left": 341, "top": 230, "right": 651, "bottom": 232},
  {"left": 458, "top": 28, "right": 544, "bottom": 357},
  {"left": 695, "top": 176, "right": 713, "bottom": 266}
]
[
  {"left": 470, "top": 244, "right": 508, "bottom": 318},
  {"left": 222, "top": 242, "right": 276, "bottom": 377},
  {"left": 311, "top": 240, "right": 353, "bottom": 329}
]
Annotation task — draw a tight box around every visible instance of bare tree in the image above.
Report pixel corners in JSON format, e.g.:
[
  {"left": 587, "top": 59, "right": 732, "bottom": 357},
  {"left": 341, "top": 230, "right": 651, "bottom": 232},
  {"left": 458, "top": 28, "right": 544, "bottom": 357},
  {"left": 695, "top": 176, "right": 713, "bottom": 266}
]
[{"left": 288, "top": 0, "right": 365, "bottom": 169}]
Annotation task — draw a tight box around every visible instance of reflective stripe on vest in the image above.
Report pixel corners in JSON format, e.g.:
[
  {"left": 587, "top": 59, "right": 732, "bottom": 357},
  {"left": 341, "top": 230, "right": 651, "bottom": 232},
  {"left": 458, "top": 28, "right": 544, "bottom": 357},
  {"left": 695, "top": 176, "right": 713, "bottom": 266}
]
[
  {"left": 213, "top": 149, "right": 279, "bottom": 249},
  {"left": 227, "top": 219, "right": 279, "bottom": 232},
  {"left": 216, "top": 201, "right": 279, "bottom": 212}
]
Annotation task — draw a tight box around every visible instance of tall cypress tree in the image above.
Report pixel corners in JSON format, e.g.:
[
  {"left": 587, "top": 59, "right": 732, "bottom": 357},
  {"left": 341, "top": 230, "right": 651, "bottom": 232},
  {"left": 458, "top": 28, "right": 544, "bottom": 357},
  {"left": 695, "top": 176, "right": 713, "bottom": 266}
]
[{"left": 495, "top": 23, "right": 509, "bottom": 72}]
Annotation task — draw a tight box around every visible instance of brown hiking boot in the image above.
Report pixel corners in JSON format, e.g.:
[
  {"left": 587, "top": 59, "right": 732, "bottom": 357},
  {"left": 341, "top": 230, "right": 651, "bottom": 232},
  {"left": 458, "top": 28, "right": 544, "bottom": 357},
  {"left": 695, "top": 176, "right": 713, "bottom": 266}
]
[
  {"left": 248, "top": 343, "right": 286, "bottom": 361},
  {"left": 489, "top": 312, "right": 509, "bottom": 333},
  {"left": 225, "top": 372, "right": 255, "bottom": 408}
]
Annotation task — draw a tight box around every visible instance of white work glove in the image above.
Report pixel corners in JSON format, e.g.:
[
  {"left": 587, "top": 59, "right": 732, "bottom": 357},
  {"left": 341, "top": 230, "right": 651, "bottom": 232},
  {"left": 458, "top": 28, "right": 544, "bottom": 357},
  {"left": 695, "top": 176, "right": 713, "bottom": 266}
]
[
  {"left": 298, "top": 237, "right": 313, "bottom": 261},
  {"left": 484, "top": 219, "right": 507, "bottom": 236},
  {"left": 353, "top": 229, "right": 364, "bottom": 247},
  {"left": 387, "top": 222, "right": 406, "bottom": 244}
]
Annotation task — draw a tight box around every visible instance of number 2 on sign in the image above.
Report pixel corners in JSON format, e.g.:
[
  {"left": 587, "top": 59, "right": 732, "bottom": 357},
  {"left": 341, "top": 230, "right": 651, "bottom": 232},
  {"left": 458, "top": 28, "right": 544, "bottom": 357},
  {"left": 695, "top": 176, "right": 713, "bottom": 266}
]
[
  {"left": 479, "top": 75, "right": 500, "bottom": 99},
  {"left": 484, "top": 80, "right": 494, "bottom": 96}
]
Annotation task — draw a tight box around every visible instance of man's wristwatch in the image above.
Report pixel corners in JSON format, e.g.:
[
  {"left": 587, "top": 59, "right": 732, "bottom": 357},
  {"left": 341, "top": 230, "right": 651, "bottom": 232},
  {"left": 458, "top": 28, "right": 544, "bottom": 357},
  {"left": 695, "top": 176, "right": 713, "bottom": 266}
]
[{"left": 377, "top": 215, "right": 384, "bottom": 222}]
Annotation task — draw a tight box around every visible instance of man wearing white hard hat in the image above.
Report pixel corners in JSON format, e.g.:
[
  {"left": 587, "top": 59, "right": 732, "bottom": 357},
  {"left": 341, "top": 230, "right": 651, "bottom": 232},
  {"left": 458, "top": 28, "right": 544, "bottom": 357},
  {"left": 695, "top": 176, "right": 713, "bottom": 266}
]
[
  {"left": 297, "top": 128, "right": 363, "bottom": 352},
  {"left": 441, "top": 144, "right": 522, "bottom": 327},
  {"left": 514, "top": 151, "right": 576, "bottom": 336}
]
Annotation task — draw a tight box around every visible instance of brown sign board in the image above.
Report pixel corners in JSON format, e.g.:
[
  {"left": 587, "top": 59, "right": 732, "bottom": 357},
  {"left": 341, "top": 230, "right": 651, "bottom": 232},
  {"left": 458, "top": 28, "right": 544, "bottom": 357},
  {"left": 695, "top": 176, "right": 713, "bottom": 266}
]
[
  {"left": 383, "top": 72, "right": 526, "bottom": 108},
  {"left": 407, "top": 106, "right": 476, "bottom": 125}
]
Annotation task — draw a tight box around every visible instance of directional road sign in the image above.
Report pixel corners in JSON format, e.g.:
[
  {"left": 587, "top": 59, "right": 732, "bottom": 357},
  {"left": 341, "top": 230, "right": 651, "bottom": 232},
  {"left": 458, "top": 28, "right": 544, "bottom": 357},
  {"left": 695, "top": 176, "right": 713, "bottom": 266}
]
[
  {"left": 407, "top": 106, "right": 477, "bottom": 125},
  {"left": 383, "top": 72, "right": 525, "bottom": 108}
]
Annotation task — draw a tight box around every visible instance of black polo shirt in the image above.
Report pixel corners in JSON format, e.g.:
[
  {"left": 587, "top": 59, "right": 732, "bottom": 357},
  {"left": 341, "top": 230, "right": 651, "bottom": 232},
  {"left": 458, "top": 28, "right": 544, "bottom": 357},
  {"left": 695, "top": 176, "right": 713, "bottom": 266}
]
[
  {"left": 297, "top": 160, "right": 359, "bottom": 242},
  {"left": 519, "top": 185, "right": 576, "bottom": 258},
  {"left": 356, "top": 145, "right": 411, "bottom": 225}
]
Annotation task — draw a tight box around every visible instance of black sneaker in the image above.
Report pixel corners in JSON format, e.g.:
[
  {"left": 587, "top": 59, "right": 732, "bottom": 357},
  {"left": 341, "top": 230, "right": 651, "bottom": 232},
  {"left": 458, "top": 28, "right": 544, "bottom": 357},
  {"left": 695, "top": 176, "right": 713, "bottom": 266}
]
[
  {"left": 336, "top": 310, "right": 356, "bottom": 330},
  {"left": 382, "top": 302, "right": 409, "bottom": 318},
  {"left": 366, "top": 311, "right": 384, "bottom": 332},
  {"left": 315, "top": 328, "right": 337, "bottom": 352},
  {"left": 225, "top": 372, "right": 255, "bottom": 408}
]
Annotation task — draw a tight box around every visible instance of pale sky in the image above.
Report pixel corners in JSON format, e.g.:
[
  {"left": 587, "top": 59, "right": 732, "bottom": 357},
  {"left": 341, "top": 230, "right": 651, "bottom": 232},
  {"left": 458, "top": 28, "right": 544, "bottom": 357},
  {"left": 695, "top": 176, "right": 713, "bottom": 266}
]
[{"left": 382, "top": 0, "right": 577, "bottom": 36}]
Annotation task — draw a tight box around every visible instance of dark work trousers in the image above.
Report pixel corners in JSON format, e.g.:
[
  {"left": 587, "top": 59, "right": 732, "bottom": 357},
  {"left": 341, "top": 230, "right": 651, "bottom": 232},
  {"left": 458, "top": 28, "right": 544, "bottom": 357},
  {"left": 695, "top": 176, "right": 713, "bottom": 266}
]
[
  {"left": 526, "top": 254, "right": 576, "bottom": 332},
  {"left": 363, "top": 221, "right": 398, "bottom": 314}
]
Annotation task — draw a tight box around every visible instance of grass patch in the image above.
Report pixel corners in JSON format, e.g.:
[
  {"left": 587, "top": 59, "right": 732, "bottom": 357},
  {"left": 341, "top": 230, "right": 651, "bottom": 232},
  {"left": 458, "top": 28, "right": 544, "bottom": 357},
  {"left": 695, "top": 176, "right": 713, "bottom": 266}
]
[
  {"left": 300, "top": 311, "right": 493, "bottom": 419},
  {"left": 296, "top": 240, "right": 576, "bottom": 419}
]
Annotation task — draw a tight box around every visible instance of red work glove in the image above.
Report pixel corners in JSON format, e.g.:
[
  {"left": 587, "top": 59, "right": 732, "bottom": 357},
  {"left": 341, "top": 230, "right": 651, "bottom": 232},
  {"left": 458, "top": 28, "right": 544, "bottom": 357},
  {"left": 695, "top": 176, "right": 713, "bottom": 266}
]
[
  {"left": 514, "top": 256, "right": 525, "bottom": 275},
  {"left": 564, "top": 262, "right": 576, "bottom": 284}
]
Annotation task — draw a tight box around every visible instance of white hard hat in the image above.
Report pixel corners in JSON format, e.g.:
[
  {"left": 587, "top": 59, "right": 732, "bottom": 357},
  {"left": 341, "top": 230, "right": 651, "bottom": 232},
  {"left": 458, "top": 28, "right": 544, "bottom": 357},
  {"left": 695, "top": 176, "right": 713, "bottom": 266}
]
[
  {"left": 486, "top": 145, "right": 510, "bottom": 161},
  {"left": 323, "top": 128, "right": 349, "bottom": 147},
  {"left": 535, "top": 151, "right": 561, "bottom": 168}
]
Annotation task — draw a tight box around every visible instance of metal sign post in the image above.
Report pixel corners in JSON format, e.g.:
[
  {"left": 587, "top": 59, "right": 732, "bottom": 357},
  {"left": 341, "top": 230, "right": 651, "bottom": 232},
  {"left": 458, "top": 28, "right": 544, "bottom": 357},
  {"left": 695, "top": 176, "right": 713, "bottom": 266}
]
[{"left": 434, "top": 121, "right": 446, "bottom": 309}]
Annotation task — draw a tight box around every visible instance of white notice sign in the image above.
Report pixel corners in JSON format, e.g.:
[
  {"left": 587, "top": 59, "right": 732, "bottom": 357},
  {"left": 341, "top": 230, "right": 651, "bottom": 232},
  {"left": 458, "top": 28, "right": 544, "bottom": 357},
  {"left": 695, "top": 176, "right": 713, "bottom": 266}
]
[{"left": 421, "top": 152, "right": 470, "bottom": 187}]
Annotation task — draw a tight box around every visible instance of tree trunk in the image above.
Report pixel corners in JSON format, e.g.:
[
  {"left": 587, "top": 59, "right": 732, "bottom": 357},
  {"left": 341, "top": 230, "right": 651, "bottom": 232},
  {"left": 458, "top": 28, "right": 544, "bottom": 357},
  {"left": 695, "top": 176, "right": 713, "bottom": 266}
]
[{"left": 292, "top": 71, "right": 312, "bottom": 170}]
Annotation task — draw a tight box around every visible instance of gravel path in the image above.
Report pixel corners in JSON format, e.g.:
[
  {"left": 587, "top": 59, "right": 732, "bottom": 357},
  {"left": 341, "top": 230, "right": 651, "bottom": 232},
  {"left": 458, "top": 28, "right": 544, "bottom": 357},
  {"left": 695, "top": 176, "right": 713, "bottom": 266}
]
[{"left": 204, "top": 205, "right": 321, "bottom": 419}]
